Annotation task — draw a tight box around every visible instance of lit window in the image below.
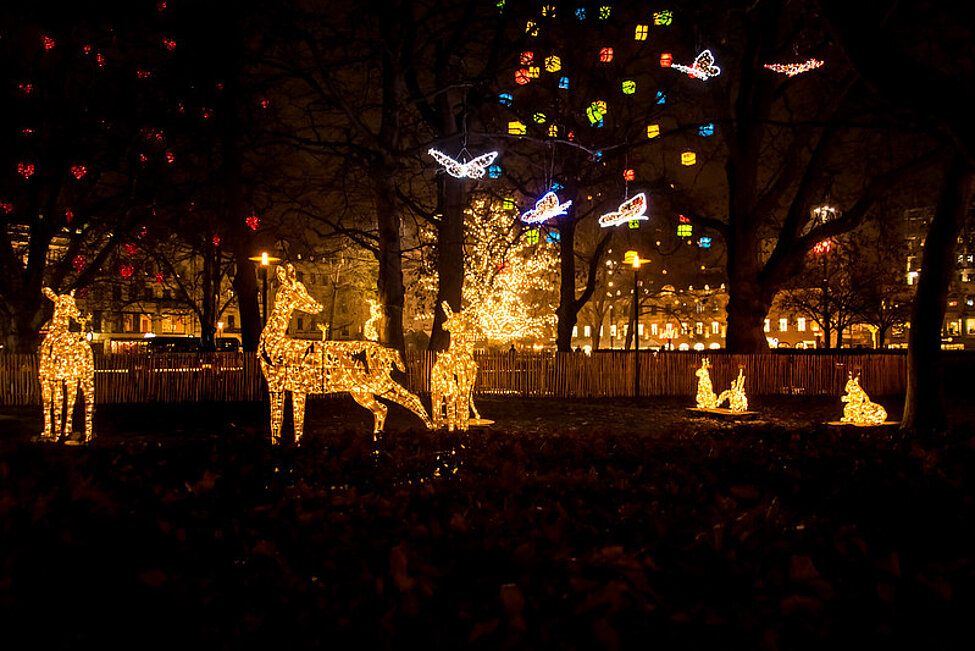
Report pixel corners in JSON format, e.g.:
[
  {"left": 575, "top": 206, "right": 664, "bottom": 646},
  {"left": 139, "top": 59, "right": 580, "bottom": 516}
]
[
  {"left": 584, "top": 325, "right": 591, "bottom": 337},
  {"left": 967, "top": 318, "right": 975, "bottom": 335},
  {"left": 696, "top": 322, "right": 703, "bottom": 334},
  {"left": 797, "top": 317, "right": 806, "bottom": 332},
  {"left": 811, "top": 322, "right": 819, "bottom": 331},
  {"left": 764, "top": 319, "right": 770, "bottom": 332},
  {"left": 711, "top": 321, "right": 720, "bottom": 334},
  {"left": 638, "top": 323, "right": 644, "bottom": 336},
  {"left": 779, "top": 318, "right": 788, "bottom": 332},
  {"left": 651, "top": 323, "right": 658, "bottom": 336},
  {"left": 610, "top": 324, "right": 617, "bottom": 337},
  {"left": 572, "top": 325, "right": 578, "bottom": 337}
]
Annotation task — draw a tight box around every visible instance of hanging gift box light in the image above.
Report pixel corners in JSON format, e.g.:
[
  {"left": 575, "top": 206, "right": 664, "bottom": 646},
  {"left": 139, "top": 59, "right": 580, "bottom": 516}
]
[
  {"left": 646, "top": 124, "right": 660, "bottom": 138},
  {"left": 599, "top": 5, "right": 611, "bottom": 19},
  {"left": 699, "top": 237, "right": 712, "bottom": 248},
  {"left": 635, "top": 24, "right": 648, "bottom": 40},
  {"left": 558, "top": 76, "right": 569, "bottom": 89},
  {"left": 699, "top": 123, "right": 714, "bottom": 136},
  {"left": 503, "top": 197, "right": 516, "bottom": 210},
  {"left": 541, "top": 4, "right": 555, "bottom": 16},
  {"left": 681, "top": 151, "right": 697, "bottom": 165},
  {"left": 525, "top": 20, "right": 538, "bottom": 35},
  {"left": 575, "top": 7, "right": 586, "bottom": 19},
  {"left": 660, "top": 52, "right": 673, "bottom": 67},
  {"left": 525, "top": 229, "right": 540, "bottom": 244},
  {"left": 520, "top": 51, "right": 534, "bottom": 65},
  {"left": 533, "top": 112, "right": 547, "bottom": 123},
  {"left": 508, "top": 121, "right": 527, "bottom": 135},
  {"left": 545, "top": 55, "right": 561, "bottom": 72},
  {"left": 677, "top": 215, "right": 692, "bottom": 236},
  {"left": 548, "top": 124, "right": 559, "bottom": 137},
  {"left": 586, "top": 101, "right": 607, "bottom": 125},
  {"left": 515, "top": 69, "right": 531, "bottom": 85},
  {"left": 628, "top": 219, "right": 640, "bottom": 229},
  {"left": 498, "top": 92, "right": 513, "bottom": 106},
  {"left": 622, "top": 80, "right": 636, "bottom": 94},
  {"left": 623, "top": 168, "right": 636, "bottom": 181},
  {"left": 488, "top": 164, "right": 502, "bottom": 179},
  {"left": 656, "top": 91, "right": 667, "bottom": 104},
  {"left": 528, "top": 66, "right": 540, "bottom": 78},
  {"left": 654, "top": 10, "right": 673, "bottom": 26},
  {"left": 599, "top": 47, "right": 614, "bottom": 62}
]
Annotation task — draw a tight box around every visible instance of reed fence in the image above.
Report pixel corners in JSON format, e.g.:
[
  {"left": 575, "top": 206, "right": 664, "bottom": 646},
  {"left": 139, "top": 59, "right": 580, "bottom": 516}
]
[{"left": 0, "top": 350, "right": 933, "bottom": 407}]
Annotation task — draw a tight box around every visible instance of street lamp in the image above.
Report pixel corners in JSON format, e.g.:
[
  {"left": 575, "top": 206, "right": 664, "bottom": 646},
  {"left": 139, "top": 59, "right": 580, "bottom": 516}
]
[
  {"left": 248, "top": 252, "right": 281, "bottom": 326},
  {"left": 623, "top": 250, "right": 646, "bottom": 397}
]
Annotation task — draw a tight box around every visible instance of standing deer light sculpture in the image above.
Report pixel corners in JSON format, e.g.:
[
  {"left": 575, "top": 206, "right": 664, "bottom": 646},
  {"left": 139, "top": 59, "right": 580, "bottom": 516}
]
[
  {"left": 841, "top": 373, "right": 887, "bottom": 425},
  {"left": 430, "top": 302, "right": 481, "bottom": 431},
  {"left": 38, "top": 288, "right": 94, "bottom": 443},
  {"left": 695, "top": 358, "right": 719, "bottom": 409},
  {"left": 259, "top": 264, "right": 431, "bottom": 444}
]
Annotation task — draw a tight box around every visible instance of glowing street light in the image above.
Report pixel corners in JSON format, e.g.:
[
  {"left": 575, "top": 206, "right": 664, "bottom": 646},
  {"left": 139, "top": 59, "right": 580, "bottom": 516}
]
[{"left": 248, "top": 252, "right": 281, "bottom": 325}]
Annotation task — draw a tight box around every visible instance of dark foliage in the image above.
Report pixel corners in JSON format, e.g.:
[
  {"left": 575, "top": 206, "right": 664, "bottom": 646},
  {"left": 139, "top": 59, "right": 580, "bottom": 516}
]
[{"left": 1, "top": 399, "right": 974, "bottom": 649}]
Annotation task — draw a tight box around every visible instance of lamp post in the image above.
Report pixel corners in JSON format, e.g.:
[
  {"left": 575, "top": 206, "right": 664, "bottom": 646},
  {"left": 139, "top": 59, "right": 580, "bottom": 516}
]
[
  {"left": 609, "top": 304, "right": 614, "bottom": 349},
  {"left": 247, "top": 252, "right": 281, "bottom": 326},
  {"left": 624, "top": 250, "right": 644, "bottom": 397}
]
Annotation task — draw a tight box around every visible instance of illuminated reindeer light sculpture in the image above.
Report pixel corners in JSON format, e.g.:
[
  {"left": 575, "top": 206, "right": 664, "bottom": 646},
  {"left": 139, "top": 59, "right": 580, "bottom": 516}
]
[
  {"left": 716, "top": 368, "right": 749, "bottom": 413},
  {"left": 259, "top": 264, "right": 432, "bottom": 444},
  {"left": 695, "top": 358, "right": 719, "bottom": 409},
  {"left": 430, "top": 302, "right": 481, "bottom": 431},
  {"left": 841, "top": 373, "right": 887, "bottom": 425},
  {"left": 38, "top": 288, "right": 94, "bottom": 443}
]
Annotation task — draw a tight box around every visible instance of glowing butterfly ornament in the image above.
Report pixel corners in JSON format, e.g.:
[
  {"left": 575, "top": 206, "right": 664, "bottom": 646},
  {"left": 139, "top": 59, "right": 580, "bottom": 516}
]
[
  {"left": 427, "top": 149, "right": 499, "bottom": 179},
  {"left": 430, "top": 302, "right": 483, "bottom": 431},
  {"left": 764, "top": 59, "right": 824, "bottom": 77},
  {"left": 841, "top": 373, "right": 887, "bottom": 425},
  {"left": 260, "top": 264, "right": 431, "bottom": 445},
  {"left": 671, "top": 49, "right": 721, "bottom": 80},
  {"left": 38, "top": 288, "right": 94, "bottom": 443},
  {"left": 598, "top": 193, "right": 648, "bottom": 228},
  {"left": 717, "top": 369, "right": 748, "bottom": 412},
  {"left": 520, "top": 191, "right": 571, "bottom": 225},
  {"left": 695, "top": 358, "right": 719, "bottom": 409}
]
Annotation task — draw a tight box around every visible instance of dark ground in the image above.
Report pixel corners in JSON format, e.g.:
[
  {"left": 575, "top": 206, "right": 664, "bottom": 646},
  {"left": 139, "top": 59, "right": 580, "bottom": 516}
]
[{"left": 1, "top": 395, "right": 974, "bottom": 649}]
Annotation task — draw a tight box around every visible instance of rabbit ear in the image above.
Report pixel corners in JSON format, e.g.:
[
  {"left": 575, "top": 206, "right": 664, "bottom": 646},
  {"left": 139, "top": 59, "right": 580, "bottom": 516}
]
[
  {"left": 69, "top": 289, "right": 76, "bottom": 298},
  {"left": 42, "top": 287, "right": 58, "bottom": 302},
  {"left": 441, "top": 301, "right": 453, "bottom": 320},
  {"left": 276, "top": 264, "right": 288, "bottom": 284}
]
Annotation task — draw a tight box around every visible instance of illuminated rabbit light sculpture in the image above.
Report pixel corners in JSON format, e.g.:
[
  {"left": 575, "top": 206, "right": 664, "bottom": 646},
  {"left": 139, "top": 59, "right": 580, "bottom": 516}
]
[
  {"left": 430, "top": 302, "right": 482, "bottom": 431},
  {"left": 259, "top": 264, "right": 431, "bottom": 445},
  {"left": 841, "top": 373, "right": 887, "bottom": 425},
  {"left": 716, "top": 369, "right": 749, "bottom": 413},
  {"left": 695, "top": 358, "right": 719, "bottom": 409},
  {"left": 38, "top": 288, "right": 94, "bottom": 443}
]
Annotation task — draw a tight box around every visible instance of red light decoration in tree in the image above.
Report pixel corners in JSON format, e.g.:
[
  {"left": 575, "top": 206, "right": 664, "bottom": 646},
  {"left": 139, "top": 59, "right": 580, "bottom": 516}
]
[
  {"left": 83, "top": 45, "right": 91, "bottom": 54},
  {"left": 18, "top": 163, "right": 35, "bottom": 179},
  {"left": 812, "top": 239, "right": 833, "bottom": 254},
  {"left": 139, "top": 153, "right": 148, "bottom": 163},
  {"left": 212, "top": 235, "right": 221, "bottom": 247},
  {"left": 42, "top": 35, "right": 56, "bottom": 50},
  {"left": 162, "top": 38, "right": 176, "bottom": 51},
  {"left": 22, "top": 128, "right": 34, "bottom": 135},
  {"left": 0, "top": 202, "right": 14, "bottom": 214},
  {"left": 201, "top": 107, "right": 213, "bottom": 119},
  {"left": 165, "top": 151, "right": 175, "bottom": 164},
  {"left": 260, "top": 97, "right": 270, "bottom": 109},
  {"left": 72, "top": 256, "right": 86, "bottom": 272},
  {"left": 19, "top": 83, "right": 33, "bottom": 95},
  {"left": 136, "top": 70, "right": 151, "bottom": 79},
  {"left": 520, "top": 51, "right": 534, "bottom": 65},
  {"left": 139, "top": 225, "right": 148, "bottom": 238},
  {"left": 71, "top": 165, "right": 87, "bottom": 179},
  {"left": 96, "top": 53, "right": 105, "bottom": 67},
  {"left": 157, "top": 1, "right": 167, "bottom": 11},
  {"left": 124, "top": 243, "right": 138, "bottom": 256},
  {"left": 246, "top": 215, "right": 260, "bottom": 230},
  {"left": 515, "top": 68, "right": 531, "bottom": 85},
  {"left": 119, "top": 264, "right": 135, "bottom": 278},
  {"left": 65, "top": 209, "right": 74, "bottom": 223},
  {"left": 156, "top": 272, "right": 165, "bottom": 285}
]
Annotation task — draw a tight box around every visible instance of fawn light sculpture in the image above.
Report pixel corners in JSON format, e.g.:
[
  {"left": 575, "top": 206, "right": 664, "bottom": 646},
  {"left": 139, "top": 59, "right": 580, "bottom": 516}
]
[
  {"left": 716, "top": 368, "right": 749, "bottom": 413},
  {"left": 430, "top": 302, "right": 481, "bottom": 431},
  {"left": 38, "top": 288, "right": 94, "bottom": 443},
  {"left": 841, "top": 373, "right": 887, "bottom": 425},
  {"left": 259, "top": 264, "right": 431, "bottom": 444}
]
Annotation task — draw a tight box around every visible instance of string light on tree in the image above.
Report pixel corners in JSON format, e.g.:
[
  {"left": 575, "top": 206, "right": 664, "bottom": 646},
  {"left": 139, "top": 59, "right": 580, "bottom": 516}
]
[
  {"left": 427, "top": 149, "right": 499, "bottom": 179},
  {"left": 764, "top": 58, "right": 824, "bottom": 77}
]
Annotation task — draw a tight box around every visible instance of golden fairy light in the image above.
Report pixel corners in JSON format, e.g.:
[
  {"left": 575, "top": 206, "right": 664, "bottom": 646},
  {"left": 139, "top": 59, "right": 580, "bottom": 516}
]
[
  {"left": 716, "top": 368, "right": 749, "bottom": 413},
  {"left": 38, "top": 288, "right": 94, "bottom": 443},
  {"left": 430, "top": 302, "right": 481, "bottom": 431},
  {"left": 694, "top": 358, "right": 719, "bottom": 409},
  {"left": 363, "top": 298, "right": 382, "bottom": 341},
  {"left": 260, "top": 264, "right": 432, "bottom": 445},
  {"left": 840, "top": 373, "right": 887, "bottom": 426}
]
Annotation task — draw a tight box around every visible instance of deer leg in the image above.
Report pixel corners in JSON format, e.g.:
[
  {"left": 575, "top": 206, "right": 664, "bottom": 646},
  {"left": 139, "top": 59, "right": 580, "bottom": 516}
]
[
  {"left": 351, "top": 390, "right": 386, "bottom": 435},
  {"left": 269, "top": 391, "right": 285, "bottom": 444},
  {"left": 386, "top": 385, "right": 433, "bottom": 429},
  {"left": 292, "top": 391, "right": 307, "bottom": 446},
  {"left": 468, "top": 391, "right": 481, "bottom": 421},
  {"left": 82, "top": 377, "right": 94, "bottom": 442},
  {"left": 64, "top": 379, "right": 79, "bottom": 437},
  {"left": 430, "top": 391, "right": 443, "bottom": 428},
  {"left": 52, "top": 382, "right": 64, "bottom": 442},
  {"left": 40, "top": 380, "right": 53, "bottom": 439}
]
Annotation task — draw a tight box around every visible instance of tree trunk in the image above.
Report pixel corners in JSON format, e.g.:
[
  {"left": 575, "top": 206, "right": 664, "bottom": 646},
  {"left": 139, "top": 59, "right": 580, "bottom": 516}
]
[
  {"left": 725, "top": 267, "right": 772, "bottom": 352},
  {"left": 0, "top": 294, "right": 46, "bottom": 354},
  {"left": 590, "top": 322, "right": 601, "bottom": 350},
  {"left": 555, "top": 219, "right": 578, "bottom": 352},
  {"left": 902, "top": 157, "right": 975, "bottom": 434},
  {"left": 375, "top": 171, "right": 406, "bottom": 352},
  {"left": 429, "top": 175, "right": 465, "bottom": 351}
]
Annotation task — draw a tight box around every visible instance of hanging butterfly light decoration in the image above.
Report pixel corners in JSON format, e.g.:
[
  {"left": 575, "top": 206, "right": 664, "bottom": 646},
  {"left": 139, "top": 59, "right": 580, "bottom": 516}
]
[
  {"left": 520, "top": 191, "right": 572, "bottom": 225},
  {"left": 764, "top": 58, "right": 824, "bottom": 77},
  {"left": 598, "top": 193, "right": 648, "bottom": 228},
  {"left": 671, "top": 49, "right": 721, "bottom": 80},
  {"left": 427, "top": 149, "right": 499, "bottom": 179}
]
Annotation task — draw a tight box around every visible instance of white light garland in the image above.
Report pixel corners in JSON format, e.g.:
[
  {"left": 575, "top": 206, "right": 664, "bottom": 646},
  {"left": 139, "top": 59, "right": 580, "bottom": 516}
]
[
  {"left": 520, "top": 191, "right": 571, "bottom": 224},
  {"left": 427, "top": 148, "right": 499, "bottom": 179},
  {"left": 764, "top": 58, "right": 824, "bottom": 77},
  {"left": 670, "top": 49, "right": 721, "bottom": 80},
  {"left": 598, "top": 193, "right": 648, "bottom": 228}
]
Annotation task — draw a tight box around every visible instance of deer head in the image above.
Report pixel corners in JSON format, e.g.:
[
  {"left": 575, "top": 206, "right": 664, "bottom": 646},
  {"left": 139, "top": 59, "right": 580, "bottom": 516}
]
[
  {"left": 42, "top": 287, "right": 82, "bottom": 327},
  {"left": 274, "top": 264, "right": 323, "bottom": 315},
  {"left": 441, "top": 301, "right": 479, "bottom": 351}
]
